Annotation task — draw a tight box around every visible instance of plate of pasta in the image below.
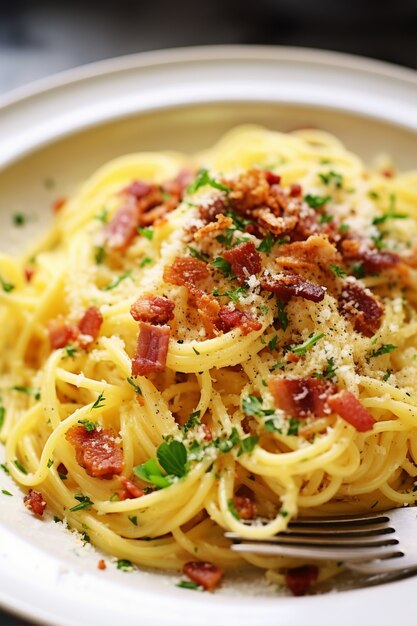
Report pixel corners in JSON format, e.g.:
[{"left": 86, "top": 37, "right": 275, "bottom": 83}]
[{"left": 0, "top": 46, "right": 416, "bottom": 626}]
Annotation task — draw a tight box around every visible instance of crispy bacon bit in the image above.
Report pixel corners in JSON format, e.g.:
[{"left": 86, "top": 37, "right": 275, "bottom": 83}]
[
  {"left": 66, "top": 425, "right": 123, "bottom": 479},
  {"left": 289, "top": 183, "right": 302, "bottom": 197},
  {"left": 277, "top": 236, "right": 341, "bottom": 273},
  {"left": 130, "top": 294, "right": 175, "bottom": 325},
  {"left": 340, "top": 239, "right": 399, "bottom": 274},
  {"left": 222, "top": 242, "right": 262, "bottom": 285},
  {"left": 78, "top": 306, "right": 103, "bottom": 347},
  {"left": 24, "top": 489, "right": 46, "bottom": 517},
  {"left": 118, "top": 476, "right": 144, "bottom": 500},
  {"left": 122, "top": 180, "right": 153, "bottom": 199},
  {"left": 253, "top": 208, "right": 298, "bottom": 237},
  {"left": 285, "top": 565, "right": 319, "bottom": 596},
  {"left": 215, "top": 307, "right": 262, "bottom": 336},
  {"left": 57, "top": 462, "right": 68, "bottom": 477},
  {"left": 269, "top": 377, "right": 337, "bottom": 418},
  {"left": 52, "top": 197, "right": 67, "bottom": 213},
  {"left": 194, "top": 293, "right": 221, "bottom": 338},
  {"left": 339, "top": 283, "right": 383, "bottom": 337},
  {"left": 132, "top": 322, "right": 170, "bottom": 376},
  {"left": 328, "top": 391, "right": 375, "bottom": 432},
  {"left": 193, "top": 214, "right": 233, "bottom": 241},
  {"left": 163, "top": 257, "right": 210, "bottom": 289},
  {"left": 48, "top": 319, "right": 77, "bottom": 350},
  {"left": 233, "top": 495, "right": 256, "bottom": 520},
  {"left": 98, "top": 559, "right": 107, "bottom": 570},
  {"left": 261, "top": 273, "right": 326, "bottom": 303},
  {"left": 24, "top": 267, "right": 35, "bottom": 282},
  {"left": 104, "top": 204, "right": 138, "bottom": 251},
  {"left": 183, "top": 561, "right": 224, "bottom": 591},
  {"left": 265, "top": 171, "right": 281, "bottom": 185},
  {"left": 201, "top": 423, "right": 213, "bottom": 442}
]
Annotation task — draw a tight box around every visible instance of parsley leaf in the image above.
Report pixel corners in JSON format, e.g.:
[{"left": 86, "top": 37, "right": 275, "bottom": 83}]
[
  {"left": 14, "top": 459, "right": 28, "bottom": 474},
  {"left": 382, "top": 369, "right": 392, "bottom": 382},
  {"left": 227, "top": 499, "right": 240, "bottom": 519},
  {"left": 140, "top": 256, "right": 153, "bottom": 268},
  {"left": 128, "top": 515, "right": 138, "bottom": 526},
  {"left": 0, "top": 276, "right": 15, "bottom": 293},
  {"left": 0, "top": 406, "right": 5, "bottom": 429},
  {"left": 181, "top": 410, "right": 201, "bottom": 434},
  {"left": 339, "top": 223, "right": 350, "bottom": 233},
  {"left": 313, "top": 357, "right": 338, "bottom": 381},
  {"left": 210, "top": 257, "right": 232, "bottom": 277},
  {"left": 2, "top": 490, "right": 13, "bottom": 496},
  {"left": 258, "top": 233, "right": 275, "bottom": 254},
  {"left": 78, "top": 419, "right": 96, "bottom": 431},
  {"left": 226, "top": 286, "right": 248, "bottom": 303},
  {"left": 187, "top": 169, "right": 230, "bottom": 194},
  {"left": 137, "top": 227, "right": 154, "bottom": 240},
  {"left": 319, "top": 213, "right": 333, "bottom": 224},
  {"left": 133, "top": 458, "right": 172, "bottom": 489},
  {"left": 318, "top": 171, "right": 343, "bottom": 189},
  {"left": 329, "top": 264, "right": 347, "bottom": 277},
  {"left": 91, "top": 391, "right": 106, "bottom": 410},
  {"left": 70, "top": 494, "right": 93, "bottom": 512},
  {"left": 372, "top": 212, "right": 408, "bottom": 225},
  {"left": 275, "top": 299, "right": 288, "bottom": 331},
  {"left": 287, "top": 418, "right": 300, "bottom": 436},
  {"left": 304, "top": 194, "right": 331, "bottom": 209},
  {"left": 127, "top": 377, "right": 143, "bottom": 395},
  {"left": 95, "top": 207, "right": 109, "bottom": 223},
  {"left": 288, "top": 333, "right": 325, "bottom": 357},
  {"left": 0, "top": 463, "right": 9, "bottom": 475},
  {"left": 369, "top": 344, "right": 397, "bottom": 359},
  {"left": 47, "top": 458, "right": 54, "bottom": 468},
  {"left": 157, "top": 440, "right": 188, "bottom": 477},
  {"left": 117, "top": 559, "right": 134, "bottom": 572},
  {"left": 239, "top": 434, "right": 259, "bottom": 455},
  {"left": 94, "top": 246, "right": 106, "bottom": 265},
  {"left": 242, "top": 395, "right": 275, "bottom": 418},
  {"left": 176, "top": 581, "right": 201, "bottom": 590},
  {"left": 225, "top": 210, "right": 251, "bottom": 231},
  {"left": 188, "top": 246, "right": 209, "bottom": 262},
  {"left": 103, "top": 270, "right": 132, "bottom": 291},
  {"left": 351, "top": 262, "right": 366, "bottom": 279},
  {"left": 64, "top": 345, "right": 77, "bottom": 358},
  {"left": 12, "top": 386, "right": 41, "bottom": 401},
  {"left": 13, "top": 213, "right": 27, "bottom": 227},
  {"left": 268, "top": 335, "right": 279, "bottom": 351},
  {"left": 371, "top": 233, "right": 385, "bottom": 250}
]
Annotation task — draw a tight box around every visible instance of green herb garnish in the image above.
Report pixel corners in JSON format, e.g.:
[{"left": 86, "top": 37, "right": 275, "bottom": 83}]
[
  {"left": 227, "top": 499, "right": 240, "bottom": 519},
  {"left": 304, "top": 194, "right": 331, "bottom": 209},
  {"left": 14, "top": 459, "right": 28, "bottom": 474},
  {"left": 369, "top": 344, "right": 397, "bottom": 359},
  {"left": 187, "top": 169, "right": 230, "bottom": 194},
  {"left": 176, "top": 581, "right": 201, "bottom": 590},
  {"left": 181, "top": 410, "right": 201, "bottom": 434},
  {"left": 95, "top": 207, "right": 109, "bottom": 224},
  {"left": 318, "top": 171, "right": 343, "bottom": 188},
  {"left": 137, "top": 227, "right": 154, "bottom": 240},
  {"left": 128, "top": 515, "right": 138, "bottom": 526},
  {"left": 140, "top": 256, "right": 153, "bottom": 268},
  {"left": 117, "top": 559, "right": 134, "bottom": 572},
  {"left": 258, "top": 233, "right": 275, "bottom": 254},
  {"left": 91, "top": 391, "right": 106, "bottom": 410},
  {"left": 78, "top": 419, "right": 96, "bottom": 431},
  {"left": 188, "top": 246, "right": 209, "bottom": 262},
  {"left": 127, "top": 377, "right": 142, "bottom": 395},
  {"left": 288, "top": 333, "right": 324, "bottom": 357},
  {"left": 94, "top": 246, "right": 106, "bottom": 265},
  {"left": 329, "top": 264, "right": 347, "bottom": 277},
  {"left": 70, "top": 494, "right": 93, "bottom": 512},
  {"left": 0, "top": 277, "right": 15, "bottom": 293},
  {"left": 12, "top": 386, "right": 41, "bottom": 401},
  {"left": 210, "top": 257, "right": 232, "bottom": 277},
  {"left": 103, "top": 270, "right": 132, "bottom": 291},
  {"left": 13, "top": 213, "right": 27, "bottom": 227}
]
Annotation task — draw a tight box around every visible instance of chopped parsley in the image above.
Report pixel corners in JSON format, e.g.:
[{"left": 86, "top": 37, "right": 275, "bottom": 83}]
[
  {"left": 0, "top": 406, "right": 4, "bottom": 429},
  {"left": 78, "top": 419, "right": 96, "bottom": 431},
  {"left": 368, "top": 190, "right": 379, "bottom": 200},
  {"left": 128, "top": 515, "right": 138, "bottom": 526},
  {"left": 140, "top": 256, "right": 153, "bottom": 268},
  {"left": 369, "top": 344, "right": 397, "bottom": 359},
  {"left": 14, "top": 459, "right": 28, "bottom": 474},
  {"left": 339, "top": 223, "right": 350, "bottom": 234},
  {"left": 382, "top": 369, "right": 392, "bottom": 382},
  {"left": 275, "top": 299, "right": 288, "bottom": 331},
  {"left": 2, "top": 489, "right": 12, "bottom": 496},
  {"left": 91, "top": 391, "right": 106, "bottom": 410},
  {"left": 268, "top": 335, "right": 279, "bottom": 351},
  {"left": 0, "top": 276, "right": 15, "bottom": 293},
  {"left": 94, "top": 246, "right": 106, "bottom": 265},
  {"left": 103, "top": 270, "right": 132, "bottom": 291},
  {"left": 225, "top": 210, "right": 251, "bottom": 232},
  {"left": 258, "top": 233, "right": 275, "bottom": 254},
  {"left": 188, "top": 246, "right": 209, "bottom": 262},
  {"left": 12, "top": 386, "right": 41, "bottom": 401},
  {"left": 64, "top": 345, "right": 77, "bottom": 358},
  {"left": 329, "top": 264, "right": 347, "bottom": 277},
  {"left": 216, "top": 227, "right": 235, "bottom": 248},
  {"left": 288, "top": 333, "right": 324, "bottom": 357},
  {"left": 13, "top": 213, "right": 28, "bottom": 227},
  {"left": 318, "top": 213, "right": 333, "bottom": 225},
  {"left": 0, "top": 463, "right": 9, "bottom": 475},
  {"left": 242, "top": 395, "right": 275, "bottom": 418},
  {"left": 372, "top": 212, "right": 408, "bottom": 225},
  {"left": 318, "top": 171, "right": 343, "bottom": 189},
  {"left": 371, "top": 233, "right": 386, "bottom": 250},
  {"left": 116, "top": 559, "right": 134, "bottom": 572},
  {"left": 70, "top": 494, "right": 93, "bottom": 512},
  {"left": 210, "top": 257, "right": 232, "bottom": 277},
  {"left": 313, "top": 357, "right": 338, "bottom": 381},
  {"left": 270, "top": 360, "right": 285, "bottom": 372},
  {"left": 287, "top": 418, "right": 300, "bottom": 436},
  {"left": 351, "top": 262, "right": 366, "bottom": 279},
  {"left": 304, "top": 194, "right": 331, "bottom": 209},
  {"left": 134, "top": 440, "right": 188, "bottom": 489},
  {"left": 137, "top": 227, "right": 154, "bottom": 240},
  {"left": 187, "top": 169, "right": 230, "bottom": 194},
  {"left": 181, "top": 410, "right": 201, "bottom": 434},
  {"left": 238, "top": 434, "right": 259, "bottom": 455},
  {"left": 227, "top": 499, "right": 240, "bottom": 519},
  {"left": 127, "top": 377, "right": 143, "bottom": 395},
  {"left": 47, "top": 458, "right": 54, "bottom": 468},
  {"left": 95, "top": 207, "right": 109, "bottom": 223},
  {"left": 176, "top": 581, "right": 201, "bottom": 591},
  {"left": 192, "top": 346, "right": 200, "bottom": 355}
]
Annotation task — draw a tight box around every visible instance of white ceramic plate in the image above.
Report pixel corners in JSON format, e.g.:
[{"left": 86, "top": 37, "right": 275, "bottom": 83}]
[{"left": 0, "top": 46, "right": 416, "bottom": 626}]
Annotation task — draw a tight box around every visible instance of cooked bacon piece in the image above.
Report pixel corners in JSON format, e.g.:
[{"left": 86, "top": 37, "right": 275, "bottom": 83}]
[
  {"left": 193, "top": 214, "right": 233, "bottom": 241},
  {"left": 285, "top": 565, "right": 319, "bottom": 596},
  {"left": 48, "top": 319, "right": 77, "bottom": 349},
  {"left": 339, "top": 283, "right": 383, "bottom": 337},
  {"left": 52, "top": 197, "right": 67, "bottom": 213},
  {"left": 118, "top": 476, "right": 144, "bottom": 500},
  {"left": 340, "top": 239, "right": 399, "bottom": 274},
  {"left": 269, "top": 377, "right": 337, "bottom": 418},
  {"left": 24, "top": 267, "right": 35, "bottom": 282},
  {"left": 222, "top": 242, "right": 262, "bottom": 285},
  {"left": 130, "top": 294, "right": 175, "bottom": 325},
  {"left": 253, "top": 208, "right": 298, "bottom": 237},
  {"left": 228, "top": 168, "right": 271, "bottom": 214},
  {"left": 163, "top": 257, "right": 210, "bottom": 289},
  {"left": 57, "top": 462, "right": 68, "bottom": 477},
  {"left": 194, "top": 292, "right": 220, "bottom": 338},
  {"left": 289, "top": 183, "right": 302, "bottom": 197},
  {"left": 215, "top": 307, "right": 262, "bottom": 336},
  {"left": 104, "top": 203, "right": 138, "bottom": 251},
  {"left": 183, "top": 561, "right": 224, "bottom": 591},
  {"left": 78, "top": 306, "right": 103, "bottom": 347},
  {"left": 98, "top": 559, "right": 107, "bottom": 570},
  {"left": 132, "top": 322, "right": 170, "bottom": 376},
  {"left": 24, "top": 489, "right": 46, "bottom": 517},
  {"left": 328, "top": 391, "right": 375, "bottom": 432},
  {"left": 264, "top": 171, "right": 281, "bottom": 185},
  {"left": 201, "top": 423, "right": 213, "bottom": 442},
  {"left": 66, "top": 425, "right": 123, "bottom": 479},
  {"left": 122, "top": 180, "right": 153, "bottom": 199},
  {"left": 233, "top": 495, "right": 256, "bottom": 520},
  {"left": 261, "top": 273, "right": 326, "bottom": 303}
]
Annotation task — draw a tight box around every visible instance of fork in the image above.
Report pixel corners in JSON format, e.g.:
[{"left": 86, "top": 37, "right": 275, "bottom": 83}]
[{"left": 225, "top": 506, "right": 417, "bottom": 575}]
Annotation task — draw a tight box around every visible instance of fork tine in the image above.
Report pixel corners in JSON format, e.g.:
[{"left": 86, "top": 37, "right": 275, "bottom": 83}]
[
  {"left": 288, "top": 512, "right": 390, "bottom": 525},
  {"left": 230, "top": 542, "right": 402, "bottom": 562},
  {"left": 226, "top": 522, "right": 392, "bottom": 538},
  {"left": 346, "top": 558, "right": 415, "bottom": 576},
  {"left": 225, "top": 533, "right": 399, "bottom": 548}
]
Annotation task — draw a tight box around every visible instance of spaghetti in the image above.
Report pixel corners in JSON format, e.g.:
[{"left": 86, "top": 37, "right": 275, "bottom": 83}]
[{"left": 1, "top": 126, "right": 417, "bottom": 593}]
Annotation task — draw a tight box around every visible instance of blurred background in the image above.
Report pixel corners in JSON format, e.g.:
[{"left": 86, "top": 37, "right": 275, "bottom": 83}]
[{"left": 0, "top": 0, "right": 415, "bottom": 95}]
